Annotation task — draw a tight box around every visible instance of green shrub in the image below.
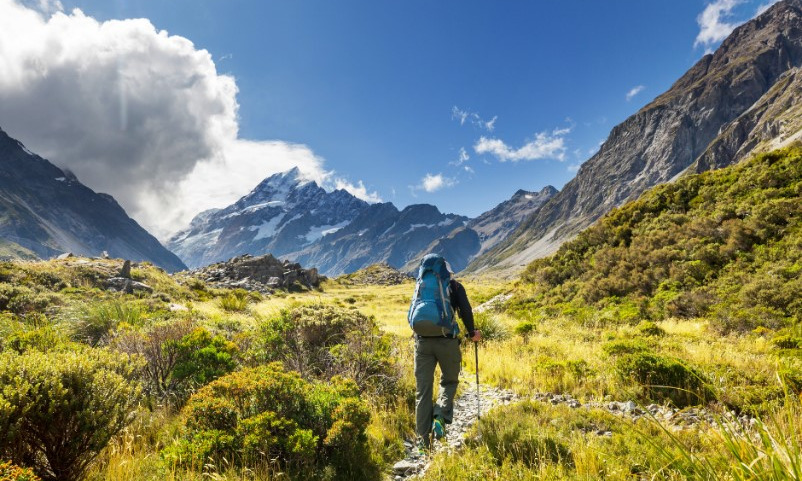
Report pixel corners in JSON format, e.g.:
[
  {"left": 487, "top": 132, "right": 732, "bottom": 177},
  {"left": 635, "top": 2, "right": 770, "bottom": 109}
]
[
  {"left": 514, "top": 320, "right": 536, "bottom": 341},
  {"left": 636, "top": 320, "right": 665, "bottom": 337},
  {"left": 0, "top": 461, "right": 40, "bottom": 481},
  {"left": 74, "top": 301, "right": 143, "bottom": 346},
  {"left": 772, "top": 334, "right": 802, "bottom": 349},
  {"left": 0, "top": 349, "right": 143, "bottom": 481},
  {"left": 0, "top": 285, "right": 57, "bottom": 315},
  {"left": 218, "top": 290, "right": 249, "bottom": 311},
  {"left": 249, "top": 304, "right": 399, "bottom": 397},
  {"left": 3, "top": 325, "right": 67, "bottom": 354},
  {"left": 616, "top": 352, "right": 714, "bottom": 407},
  {"left": 473, "top": 311, "right": 510, "bottom": 341},
  {"left": 113, "top": 320, "right": 237, "bottom": 402},
  {"left": 602, "top": 338, "right": 651, "bottom": 356},
  {"left": 163, "top": 363, "right": 378, "bottom": 480}
]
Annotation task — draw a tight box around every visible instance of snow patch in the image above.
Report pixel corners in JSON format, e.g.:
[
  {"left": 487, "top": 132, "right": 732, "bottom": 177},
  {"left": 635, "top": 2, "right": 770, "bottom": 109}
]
[
  {"left": 303, "top": 221, "right": 350, "bottom": 244},
  {"left": 17, "top": 141, "right": 34, "bottom": 156},
  {"left": 249, "top": 214, "right": 285, "bottom": 241},
  {"left": 55, "top": 177, "right": 66, "bottom": 182}
]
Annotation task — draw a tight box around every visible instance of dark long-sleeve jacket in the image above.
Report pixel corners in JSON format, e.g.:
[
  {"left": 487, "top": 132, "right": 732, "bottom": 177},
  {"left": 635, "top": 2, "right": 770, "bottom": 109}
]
[{"left": 449, "top": 279, "right": 475, "bottom": 337}]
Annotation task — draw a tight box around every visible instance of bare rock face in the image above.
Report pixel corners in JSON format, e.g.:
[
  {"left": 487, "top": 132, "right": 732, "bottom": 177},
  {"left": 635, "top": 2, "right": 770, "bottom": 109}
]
[
  {"left": 467, "top": 0, "right": 802, "bottom": 276},
  {"left": 186, "top": 253, "right": 324, "bottom": 293},
  {"left": 0, "top": 127, "right": 186, "bottom": 272}
]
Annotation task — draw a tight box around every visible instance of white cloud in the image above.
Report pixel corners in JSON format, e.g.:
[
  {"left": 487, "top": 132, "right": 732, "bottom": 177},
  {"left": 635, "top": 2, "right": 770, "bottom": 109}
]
[
  {"left": 474, "top": 126, "right": 570, "bottom": 162},
  {"left": 567, "top": 163, "right": 581, "bottom": 173},
  {"left": 464, "top": 165, "right": 475, "bottom": 174},
  {"left": 452, "top": 105, "right": 497, "bottom": 132},
  {"left": 450, "top": 147, "right": 470, "bottom": 167},
  {"left": 626, "top": 85, "right": 645, "bottom": 101},
  {"left": 695, "top": 0, "right": 742, "bottom": 49},
  {"left": 413, "top": 173, "right": 456, "bottom": 193},
  {"left": 0, "top": 0, "right": 371, "bottom": 239},
  {"left": 452, "top": 106, "right": 470, "bottom": 126},
  {"left": 332, "top": 178, "right": 382, "bottom": 203}
]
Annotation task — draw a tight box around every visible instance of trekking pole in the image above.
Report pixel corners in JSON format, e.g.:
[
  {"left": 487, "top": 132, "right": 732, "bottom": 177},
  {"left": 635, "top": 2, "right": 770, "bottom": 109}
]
[{"left": 474, "top": 341, "right": 481, "bottom": 435}]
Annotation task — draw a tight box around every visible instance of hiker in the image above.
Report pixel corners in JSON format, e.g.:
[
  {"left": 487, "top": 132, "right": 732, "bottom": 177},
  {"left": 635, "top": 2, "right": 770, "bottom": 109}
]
[{"left": 407, "top": 253, "right": 481, "bottom": 451}]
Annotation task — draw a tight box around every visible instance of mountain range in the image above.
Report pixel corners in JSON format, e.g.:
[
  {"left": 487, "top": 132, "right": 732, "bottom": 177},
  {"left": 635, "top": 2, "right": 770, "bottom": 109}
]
[{"left": 168, "top": 167, "right": 556, "bottom": 275}]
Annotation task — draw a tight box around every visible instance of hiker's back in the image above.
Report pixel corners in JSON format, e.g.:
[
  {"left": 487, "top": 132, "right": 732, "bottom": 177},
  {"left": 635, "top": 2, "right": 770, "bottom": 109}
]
[{"left": 407, "top": 253, "right": 458, "bottom": 337}]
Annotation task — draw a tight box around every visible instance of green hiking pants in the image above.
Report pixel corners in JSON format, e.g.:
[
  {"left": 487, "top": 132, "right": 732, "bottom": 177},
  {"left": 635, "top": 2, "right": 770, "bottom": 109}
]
[{"left": 414, "top": 336, "right": 461, "bottom": 445}]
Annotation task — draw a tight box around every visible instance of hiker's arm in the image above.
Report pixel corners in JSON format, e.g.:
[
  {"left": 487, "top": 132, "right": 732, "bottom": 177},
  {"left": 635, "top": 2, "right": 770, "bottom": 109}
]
[{"left": 450, "top": 281, "right": 475, "bottom": 337}]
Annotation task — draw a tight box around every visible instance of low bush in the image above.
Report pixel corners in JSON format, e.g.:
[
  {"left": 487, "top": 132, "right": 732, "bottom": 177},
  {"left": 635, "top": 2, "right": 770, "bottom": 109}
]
[
  {"left": 514, "top": 320, "right": 536, "bottom": 341},
  {"left": 772, "top": 334, "right": 802, "bottom": 349},
  {"left": 616, "top": 352, "right": 714, "bottom": 407},
  {"left": 218, "top": 289, "right": 251, "bottom": 312},
  {"left": 0, "top": 349, "right": 143, "bottom": 481},
  {"left": 163, "top": 363, "right": 379, "bottom": 480},
  {"left": 248, "top": 304, "right": 400, "bottom": 397},
  {"left": 114, "top": 320, "right": 237, "bottom": 403},
  {"left": 602, "top": 338, "right": 651, "bottom": 356},
  {"left": 636, "top": 320, "right": 665, "bottom": 337},
  {"left": 73, "top": 301, "right": 144, "bottom": 346},
  {"left": 473, "top": 311, "right": 510, "bottom": 341}
]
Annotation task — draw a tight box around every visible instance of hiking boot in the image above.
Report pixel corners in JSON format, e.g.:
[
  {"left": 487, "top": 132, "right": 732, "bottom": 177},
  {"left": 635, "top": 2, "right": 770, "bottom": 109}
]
[{"left": 432, "top": 416, "right": 445, "bottom": 440}]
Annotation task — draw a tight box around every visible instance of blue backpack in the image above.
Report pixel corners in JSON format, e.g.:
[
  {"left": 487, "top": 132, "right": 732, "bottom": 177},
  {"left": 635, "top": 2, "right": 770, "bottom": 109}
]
[{"left": 408, "top": 254, "right": 458, "bottom": 337}]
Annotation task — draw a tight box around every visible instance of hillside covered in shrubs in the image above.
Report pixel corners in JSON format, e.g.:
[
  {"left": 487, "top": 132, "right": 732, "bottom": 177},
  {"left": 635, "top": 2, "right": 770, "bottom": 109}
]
[{"left": 515, "top": 145, "right": 802, "bottom": 335}]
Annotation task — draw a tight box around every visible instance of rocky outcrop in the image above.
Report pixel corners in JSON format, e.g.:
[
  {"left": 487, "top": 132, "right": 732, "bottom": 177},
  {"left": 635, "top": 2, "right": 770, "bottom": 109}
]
[
  {"left": 186, "top": 253, "right": 323, "bottom": 293},
  {"left": 466, "top": 0, "right": 802, "bottom": 276},
  {"left": 0, "top": 127, "right": 186, "bottom": 272}
]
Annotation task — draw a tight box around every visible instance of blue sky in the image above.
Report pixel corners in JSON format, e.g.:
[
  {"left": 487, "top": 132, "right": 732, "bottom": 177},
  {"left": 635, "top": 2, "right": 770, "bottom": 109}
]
[{"left": 0, "top": 0, "right": 779, "bottom": 236}]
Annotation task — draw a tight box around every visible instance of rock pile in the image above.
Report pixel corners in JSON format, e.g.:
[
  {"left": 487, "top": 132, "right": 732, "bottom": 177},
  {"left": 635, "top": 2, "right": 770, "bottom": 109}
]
[
  {"left": 337, "top": 263, "right": 411, "bottom": 286},
  {"left": 186, "top": 254, "right": 323, "bottom": 293}
]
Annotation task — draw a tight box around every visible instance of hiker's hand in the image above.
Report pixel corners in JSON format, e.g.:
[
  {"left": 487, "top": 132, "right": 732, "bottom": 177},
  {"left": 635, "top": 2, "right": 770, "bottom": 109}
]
[{"left": 470, "top": 330, "right": 481, "bottom": 342}]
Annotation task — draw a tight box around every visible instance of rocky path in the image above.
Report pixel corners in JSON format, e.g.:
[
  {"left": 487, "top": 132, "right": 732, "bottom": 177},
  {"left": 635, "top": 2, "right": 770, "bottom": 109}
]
[
  {"left": 391, "top": 381, "right": 758, "bottom": 479},
  {"left": 391, "top": 376, "right": 519, "bottom": 479}
]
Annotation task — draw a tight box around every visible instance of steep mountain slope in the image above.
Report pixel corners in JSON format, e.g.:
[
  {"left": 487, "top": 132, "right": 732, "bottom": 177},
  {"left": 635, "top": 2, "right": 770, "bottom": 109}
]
[
  {"left": 168, "top": 168, "right": 369, "bottom": 268},
  {"left": 0, "top": 127, "right": 186, "bottom": 271},
  {"left": 467, "top": 0, "right": 802, "bottom": 276},
  {"left": 511, "top": 145, "right": 802, "bottom": 334}
]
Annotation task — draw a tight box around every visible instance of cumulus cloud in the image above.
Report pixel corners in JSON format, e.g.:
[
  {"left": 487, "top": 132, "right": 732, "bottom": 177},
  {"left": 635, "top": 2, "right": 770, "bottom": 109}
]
[
  {"left": 332, "top": 178, "right": 382, "bottom": 203},
  {"left": 412, "top": 173, "right": 456, "bottom": 194},
  {"left": 474, "top": 126, "right": 570, "bottom": 162},
  {"left": 695, "top": 0, "right": 742, "bottom": 49},
  {"left": 0, "top": 0, "right": 374, "bottom": 239},
  {"left": 452, "top": 106, "right": 497, "bottom": 132},
  {"left": 626, "top": 85, "right": 645, "bottom": 101}
]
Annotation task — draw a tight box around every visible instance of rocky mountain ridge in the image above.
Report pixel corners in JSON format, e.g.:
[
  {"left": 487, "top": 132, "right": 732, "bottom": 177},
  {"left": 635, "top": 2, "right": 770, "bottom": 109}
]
[
  {"left": 170, "top": 169, "right": 556, "bottom": 276},
  {"left": 0, "top": 127, "right": 186, "bottom": 272},
  {"left": 465, "top": 0, "right": 802, "bottom": 276}
]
